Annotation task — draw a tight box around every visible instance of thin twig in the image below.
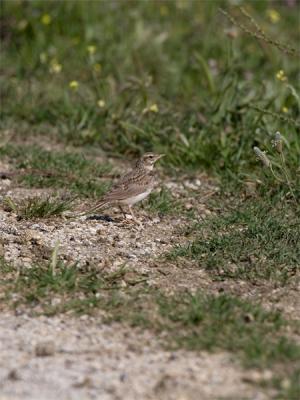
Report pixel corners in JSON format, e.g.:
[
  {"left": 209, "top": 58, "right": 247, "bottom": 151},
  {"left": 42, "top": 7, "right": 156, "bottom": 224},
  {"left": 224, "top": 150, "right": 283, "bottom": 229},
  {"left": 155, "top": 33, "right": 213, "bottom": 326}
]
[
  {"left": 51, "top": 241, "right": 60, "bottom": 277},
  {"left": 279, "top": 153, "right": 297, "bottom": 202},
  {"left": 219, "top": 8, "right": 300, "bottom": 58},
  {"left": 249, "top": 105, "right": 300, "bottom": 127}
]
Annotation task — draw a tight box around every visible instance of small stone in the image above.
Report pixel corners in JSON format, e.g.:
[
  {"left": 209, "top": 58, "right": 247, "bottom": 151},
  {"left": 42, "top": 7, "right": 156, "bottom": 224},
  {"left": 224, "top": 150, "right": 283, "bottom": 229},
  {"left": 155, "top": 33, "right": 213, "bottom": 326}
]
[
  {"left": 244, "top": 180, "right": 257, "bottom": 196},
  {"left": 262, "top": 370, "right": 273, "bottom": 380},
  {"left": 120, "top": 280, "right": 127, "bottom": 287},
  {"left": 73, "top": 376, "right": 93, "bottom": 388},
  {"left": 25, "top": 229, "right": 43, "bottom": 244},
  {"left": 184, "top": 181, "right": 199, "bottom": 190},
  {"left": 185, "top": 203, "right": 193, "bottom": 210},
  {"left": 243, "top": 369, "right": 272, "bottom": 384},
  {"left": 281, "top": 378, "right": 291, "bottom": 389},
  {"left": 119, "top": 372, "right": 127, "bottom": 382},
  {"left": 35, "top": 340, "right": 55, "bottom": 357},
  {"left": 168, "top": 353, "right": 177, "bottom": 361},
  {"left": 7, "top": 369, "right": 21, "bottom": 380},
  {"left": 243, "top": 313, "right": 254, "bottom": 323},
  {"left": 22, "top": 257, "right": 33, "bottom": 266},
  {"left": 51, "top": 297, "right": 62, "bottom": 306}
]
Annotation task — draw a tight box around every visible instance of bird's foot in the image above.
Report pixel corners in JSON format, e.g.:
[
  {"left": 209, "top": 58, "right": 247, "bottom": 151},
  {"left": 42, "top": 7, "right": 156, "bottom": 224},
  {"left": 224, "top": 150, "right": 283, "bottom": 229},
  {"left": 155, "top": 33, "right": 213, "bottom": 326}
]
[{"left": 121, "top": 215, "right": 143, "bottom": 229}]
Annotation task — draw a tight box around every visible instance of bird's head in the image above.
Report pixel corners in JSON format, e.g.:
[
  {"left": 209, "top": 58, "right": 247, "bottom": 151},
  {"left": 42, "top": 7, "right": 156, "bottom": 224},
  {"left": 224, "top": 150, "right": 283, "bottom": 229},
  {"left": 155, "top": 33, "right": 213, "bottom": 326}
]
[{"left": 137, "top": 152, "right": 165, "bottom": 171}]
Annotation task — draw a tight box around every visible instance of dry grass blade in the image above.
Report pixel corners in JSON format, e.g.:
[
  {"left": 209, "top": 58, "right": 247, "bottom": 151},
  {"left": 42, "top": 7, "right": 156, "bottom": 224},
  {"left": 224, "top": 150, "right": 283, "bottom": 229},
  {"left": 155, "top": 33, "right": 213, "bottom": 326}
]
[{"left": 219, "top": 7, "right": 300, "bottom": 57}]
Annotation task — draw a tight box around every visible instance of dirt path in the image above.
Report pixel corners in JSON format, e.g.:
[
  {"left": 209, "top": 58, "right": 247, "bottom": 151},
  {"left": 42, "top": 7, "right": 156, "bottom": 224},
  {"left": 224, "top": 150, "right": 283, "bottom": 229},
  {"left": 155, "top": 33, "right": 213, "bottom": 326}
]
[{"left": 0, "top": 312, "right": 271, "bottom": 400}]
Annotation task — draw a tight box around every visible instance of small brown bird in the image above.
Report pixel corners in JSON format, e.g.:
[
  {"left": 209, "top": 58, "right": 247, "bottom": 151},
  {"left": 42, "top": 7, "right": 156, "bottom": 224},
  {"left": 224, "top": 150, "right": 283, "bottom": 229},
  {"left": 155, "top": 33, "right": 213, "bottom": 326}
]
[{"left": 81, "top": 152, "right": 164, "bottom": 222}]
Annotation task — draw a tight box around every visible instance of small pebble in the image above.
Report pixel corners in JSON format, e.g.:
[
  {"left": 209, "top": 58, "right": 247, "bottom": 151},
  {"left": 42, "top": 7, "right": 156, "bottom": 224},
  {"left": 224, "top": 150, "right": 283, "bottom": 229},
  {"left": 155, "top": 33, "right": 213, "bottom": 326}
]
[
  {"left": 35, "top": 341, "right": 55, "bottom": 357},
  {"left": 7, "top": 369, "right": 21, "bottom": 381}
]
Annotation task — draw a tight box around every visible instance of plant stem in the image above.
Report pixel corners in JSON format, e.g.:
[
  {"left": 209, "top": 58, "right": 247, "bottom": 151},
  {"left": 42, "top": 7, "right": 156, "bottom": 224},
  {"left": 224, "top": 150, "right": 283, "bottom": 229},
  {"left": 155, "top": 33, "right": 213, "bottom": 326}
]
[{"left": 279, "top": 153, "right": 297, "bottom": 202}]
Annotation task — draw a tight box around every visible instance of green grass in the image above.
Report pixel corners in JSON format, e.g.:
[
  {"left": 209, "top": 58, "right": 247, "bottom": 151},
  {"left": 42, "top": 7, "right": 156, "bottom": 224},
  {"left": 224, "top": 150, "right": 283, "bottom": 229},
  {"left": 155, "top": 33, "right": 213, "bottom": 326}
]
[
  {"left": 3, "top": 195, "right": 74, "bottom": 219},
  {"left": 157, "top": 292, "right": 300, "bottom": 368},
  {"left": 272, "top": 369, "right": 300, "bottom": 400},
  {"left": 1, "top": 0, "right": 299, "bottom": 179},
  {"left": 0, "top": 256, "right": 128, "bottom": 315},
  {"left": 168, "top": 197, "right": 300, "bottom": 284},
  {"left": 145, "top": 186, "right": 181, "bottom": 215},
  {"left": 0, "top": 144, "right": 111, "bottom": 197}
]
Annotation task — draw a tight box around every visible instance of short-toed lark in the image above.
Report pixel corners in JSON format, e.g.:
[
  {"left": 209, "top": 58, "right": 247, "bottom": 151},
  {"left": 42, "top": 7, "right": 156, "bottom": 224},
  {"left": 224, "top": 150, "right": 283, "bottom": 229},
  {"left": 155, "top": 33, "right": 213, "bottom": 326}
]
[{"left": 81, "top": 152, "right": 164, "bottom": 221}]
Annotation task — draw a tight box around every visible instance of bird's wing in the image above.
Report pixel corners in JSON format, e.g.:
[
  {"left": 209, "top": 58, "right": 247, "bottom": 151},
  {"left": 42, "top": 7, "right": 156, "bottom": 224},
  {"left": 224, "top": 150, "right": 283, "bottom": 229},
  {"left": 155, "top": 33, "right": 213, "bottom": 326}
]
[{"left": 104, "top": 174, "right": 154, "bottom": 201}]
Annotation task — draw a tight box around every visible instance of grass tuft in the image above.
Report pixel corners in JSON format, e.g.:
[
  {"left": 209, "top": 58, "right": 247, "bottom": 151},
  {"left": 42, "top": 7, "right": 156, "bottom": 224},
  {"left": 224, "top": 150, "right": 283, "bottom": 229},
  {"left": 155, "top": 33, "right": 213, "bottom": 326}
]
[
  {"left": 1, "top": 257, "right": 128, "bottom": 315},
  {"left": 156, "top": 291, "right": 300, "bottom": 368},
  {"left": 0, "top": 144, "right": 111, "bottom": 198},
  {"left": 168, "top": 198, "right": 300, "bottom": 284},
  {"left": 4, "top": 196, "right": 75, "bottom": 219},
  {"left": 146, "top": 186, "right": 181, "bottom": 215}
]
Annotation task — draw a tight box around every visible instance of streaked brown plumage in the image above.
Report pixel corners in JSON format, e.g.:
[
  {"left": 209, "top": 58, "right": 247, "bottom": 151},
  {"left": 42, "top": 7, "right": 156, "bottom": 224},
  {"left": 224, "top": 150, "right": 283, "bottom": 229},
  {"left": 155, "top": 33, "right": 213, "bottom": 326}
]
[{"left": 81, "top": 152, "right": 164, "bottom": 221}]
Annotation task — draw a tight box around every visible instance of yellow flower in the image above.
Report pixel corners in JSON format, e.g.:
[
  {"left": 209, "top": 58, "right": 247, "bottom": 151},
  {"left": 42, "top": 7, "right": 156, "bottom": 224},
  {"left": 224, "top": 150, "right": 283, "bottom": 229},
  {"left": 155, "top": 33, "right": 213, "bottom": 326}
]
[
  {"left": 266, "top": 9, "right": 280, "bottom": 24},
  {"left": 142, "top": 103, "right": 159, "bottom": 114},
  {"left": 176, "top": 0, "right": 188, "bottom": 10},
  {"left": 87, "top": 45, "right": 96, "bottom": 55},
  {"left": 149, "top": 103, "right": 159, "bottom": 113},
  {"left": 69, "top": 81, "right": 79, "bottom": 90},
  {"left": 41, "top": 14, "right": 52, "bottom": 25},
  {"left": 18, "top": 19, "right": 28, "bottom": 30},
  {"left": 282, "top": 106, "right": 288, "bottom": 113},
  {"left": 49, "top": 59, "right": 62, "bottom": 74},
  {"left": 39, "top": 52, "right": 48, "bottom": 64},
  {"left": 276, "top": 70, "right": 287, "bottom": 82},
  {"left": 93, "top": 63, "right": 102, "bottom": 73},
  {"left": 160, "top": 5, "right": 169, "bottom": 16},
  {"left": 97, "top": 99, "right": 106, "bottom": 108},
  {"left": 72, "top": 37, "right": 80, "bottom": 45},
  {"left": 281, "top": 378, "right": 291, "bottom": 390}
]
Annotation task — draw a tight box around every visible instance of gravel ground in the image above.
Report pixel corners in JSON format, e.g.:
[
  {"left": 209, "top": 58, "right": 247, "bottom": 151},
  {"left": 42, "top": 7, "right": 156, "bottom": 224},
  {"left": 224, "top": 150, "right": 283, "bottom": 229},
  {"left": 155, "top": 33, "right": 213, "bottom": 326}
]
[
  {"left": 0, "top": 313, "right": 271, "bottom": 400},
  {"left": 0, "top": 171, "right": 215, "bottom": 270}
]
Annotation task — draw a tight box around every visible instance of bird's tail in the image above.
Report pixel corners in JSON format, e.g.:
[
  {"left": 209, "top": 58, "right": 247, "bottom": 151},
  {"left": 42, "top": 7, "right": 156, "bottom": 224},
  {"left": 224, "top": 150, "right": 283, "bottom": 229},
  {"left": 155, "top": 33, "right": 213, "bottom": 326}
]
[{"left": 71, "top": 200, "right": 108, "bottom": 218}]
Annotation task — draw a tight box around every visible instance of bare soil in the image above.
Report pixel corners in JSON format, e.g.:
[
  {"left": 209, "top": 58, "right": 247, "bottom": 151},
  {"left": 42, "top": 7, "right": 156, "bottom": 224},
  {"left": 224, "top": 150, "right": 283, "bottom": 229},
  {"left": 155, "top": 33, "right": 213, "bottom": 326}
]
[{"left": 0, "top": 313, "right": 271, "bottom": 400}]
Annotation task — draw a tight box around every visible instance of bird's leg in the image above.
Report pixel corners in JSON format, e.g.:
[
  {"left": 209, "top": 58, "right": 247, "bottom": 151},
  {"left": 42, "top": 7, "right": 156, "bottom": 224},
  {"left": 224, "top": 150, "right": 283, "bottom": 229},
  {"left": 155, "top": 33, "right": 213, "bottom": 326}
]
[
  {"left": 128, "top": 205, "right": 137, "bottom": 221},
  {"left": 128, "top": 206, "right": 143, "bottom": 228},
  {"left": 119, "top": 205, "right": 127, "bottom": 219}
]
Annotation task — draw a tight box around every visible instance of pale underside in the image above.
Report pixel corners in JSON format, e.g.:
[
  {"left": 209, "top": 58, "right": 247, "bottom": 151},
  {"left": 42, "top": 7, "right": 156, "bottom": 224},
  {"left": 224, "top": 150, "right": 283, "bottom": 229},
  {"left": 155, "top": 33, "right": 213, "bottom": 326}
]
[{"left": 119, "top": 188, "right": 152, "bottom": 206}]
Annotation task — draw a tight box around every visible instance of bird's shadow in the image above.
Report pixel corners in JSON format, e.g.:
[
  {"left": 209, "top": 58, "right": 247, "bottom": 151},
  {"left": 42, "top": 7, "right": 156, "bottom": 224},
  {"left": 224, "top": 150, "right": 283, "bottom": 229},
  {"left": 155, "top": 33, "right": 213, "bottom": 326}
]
[{"left": 86, "top": 214, "right": 115, "bottom": 222}]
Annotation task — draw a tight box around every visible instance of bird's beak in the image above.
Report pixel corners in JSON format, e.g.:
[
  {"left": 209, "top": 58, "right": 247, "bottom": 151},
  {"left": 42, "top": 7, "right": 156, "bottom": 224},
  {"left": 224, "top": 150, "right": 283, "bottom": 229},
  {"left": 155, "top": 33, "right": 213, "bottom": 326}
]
[{"left": 157, "top": 154, "right": 165, "bottom": 160}]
